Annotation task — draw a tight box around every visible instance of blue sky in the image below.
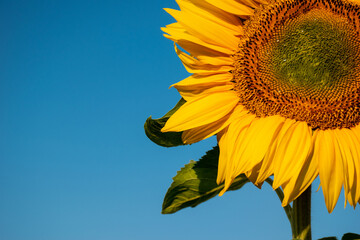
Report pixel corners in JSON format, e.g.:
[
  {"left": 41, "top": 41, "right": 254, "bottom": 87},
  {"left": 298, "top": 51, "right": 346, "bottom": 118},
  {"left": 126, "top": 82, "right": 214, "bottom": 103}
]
[{"left": 0, "top": 1, "right": 359, "bottom": 239}]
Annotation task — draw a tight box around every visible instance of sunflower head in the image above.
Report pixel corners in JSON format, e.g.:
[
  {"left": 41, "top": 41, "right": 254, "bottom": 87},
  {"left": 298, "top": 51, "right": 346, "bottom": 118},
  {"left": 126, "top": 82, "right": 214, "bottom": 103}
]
[
  {"left": 234, "top": 0, "right": 360, "bottom": 130},
  {"left": 161, "top": 0, "right": 360, "bottom": 212}
]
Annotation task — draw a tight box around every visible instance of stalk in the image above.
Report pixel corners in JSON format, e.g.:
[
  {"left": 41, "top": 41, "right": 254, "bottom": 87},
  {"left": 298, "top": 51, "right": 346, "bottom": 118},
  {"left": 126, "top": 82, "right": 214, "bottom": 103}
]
[{"left": 292, "top": 186, "right": 312, "bottom": 240}]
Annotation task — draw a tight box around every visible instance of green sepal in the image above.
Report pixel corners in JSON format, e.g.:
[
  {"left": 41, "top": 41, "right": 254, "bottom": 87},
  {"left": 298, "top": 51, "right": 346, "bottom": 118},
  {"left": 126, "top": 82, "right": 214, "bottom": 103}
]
[
  {"left": 144, "top": 98, "right": 186, "bottom": 147},
  {"left": 342, "top": 233, "right": 360, "bottom": 240},
  {"left": 162, "top": 146, "right": 250, "bottom": 214}
]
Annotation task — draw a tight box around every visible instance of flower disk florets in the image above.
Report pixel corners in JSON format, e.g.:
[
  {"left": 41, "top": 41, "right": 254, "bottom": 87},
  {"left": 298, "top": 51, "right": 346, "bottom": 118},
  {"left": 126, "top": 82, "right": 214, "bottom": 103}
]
[{"left": 234, "top": 0, "right": 360, "bottom": 130}]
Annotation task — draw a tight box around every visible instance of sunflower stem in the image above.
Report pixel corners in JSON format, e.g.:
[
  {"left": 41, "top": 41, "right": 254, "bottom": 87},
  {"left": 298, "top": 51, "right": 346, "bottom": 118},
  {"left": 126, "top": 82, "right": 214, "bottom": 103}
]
[{"left": 292, "top": 186, "right": 312, "bottom": 240}]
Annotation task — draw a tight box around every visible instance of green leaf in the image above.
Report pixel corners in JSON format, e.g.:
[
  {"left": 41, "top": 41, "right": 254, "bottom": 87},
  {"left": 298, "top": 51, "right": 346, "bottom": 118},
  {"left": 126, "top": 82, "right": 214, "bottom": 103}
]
[
  {"left": 318, "top": 237, "right": 338, "bottom": 240},
  {"left": 144, "top": 98, "right": 186, "bottom": 147},
  {"left": 162, "top": 146, "right": 250, "bottom": 214},
  {"left": 342, "top": 233, "right": 360, "bottom": 240}
]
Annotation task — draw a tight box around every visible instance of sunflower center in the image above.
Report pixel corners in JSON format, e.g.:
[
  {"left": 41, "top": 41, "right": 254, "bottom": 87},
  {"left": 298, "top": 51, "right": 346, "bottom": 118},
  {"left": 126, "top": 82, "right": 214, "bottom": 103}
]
[
  {"left": 234, "top": 0, "right": 360, "bottom": 129},
  {"left": 269, "top": 11, "right": 358, "bottom": 97}
]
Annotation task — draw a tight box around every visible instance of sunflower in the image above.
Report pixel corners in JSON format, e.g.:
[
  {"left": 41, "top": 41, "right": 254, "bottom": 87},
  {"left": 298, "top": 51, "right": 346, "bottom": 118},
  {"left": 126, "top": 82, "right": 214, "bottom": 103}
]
[{"left": 160, "top": 0, "right": 360, "bottom": 213}]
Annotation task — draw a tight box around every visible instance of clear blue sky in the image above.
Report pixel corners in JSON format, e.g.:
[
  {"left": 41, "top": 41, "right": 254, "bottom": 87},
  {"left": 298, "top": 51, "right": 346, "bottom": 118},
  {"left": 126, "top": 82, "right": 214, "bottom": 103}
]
[{"left": 0, "top": 1, "right": 358, "bottom": 239}]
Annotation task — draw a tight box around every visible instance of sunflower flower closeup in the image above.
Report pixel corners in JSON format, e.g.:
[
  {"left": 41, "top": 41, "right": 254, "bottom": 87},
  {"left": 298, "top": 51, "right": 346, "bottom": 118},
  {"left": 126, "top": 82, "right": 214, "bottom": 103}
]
[{"left": 160, "top": 0, "right": 360, "bottom": 213}]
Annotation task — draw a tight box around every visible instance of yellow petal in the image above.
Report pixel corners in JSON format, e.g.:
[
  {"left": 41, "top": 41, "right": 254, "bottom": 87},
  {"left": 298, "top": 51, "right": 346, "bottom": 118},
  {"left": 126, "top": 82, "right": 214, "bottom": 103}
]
[
  {"left": 281, "top": 130, "right": 317, "bottom": 207},
  {"left": 196, "top": 55, "right": 233, "bottom": 66},
  {"left": 245, "top": 162, "right": 262, "bottom": 186},
  {"left": 217, "top": 127, "right": 230, "bottom": 185},
  {"left": 164, "top": 8, "right": 239, "bottom": 50},
  {"left": 174, "top": 44, "right": 233, "bottom": 74},
  {"left": 162, "top": 24, "right": 234, "bottom": 55},
  {"left": 272, "top": 121, "right": 313, "bottom": 189},
  {"left": 351, "top": 126, "right": 360, "bottom": 204},
  {"left": 254, "top": 0, "right": 269, "bottom": 4},
  {"left": 171, "top": 37, "right": 232, "bottom": 60},
  {"left": 219, "top": 114, "right": 256, "bottom": 195},
  {"left": 317, "top": 130, "right": 343, "bottom": 212},
  {"left": 171, "top": 72, "right": 233, "bottom": 91},
  {"left": 204, "top": 0, "right": 254, "bottom": 17},
  {"left": 239, "top": 0, "right": 267, "bottom": 8},
  {"left": 231, "top": 115, "right": 285, "bottom": 177},
  {"left": 343, "top": 129, "right": 360, "bottom": 206},
  {"left": 162, "top": 91, "right": 239, "bottom": 132},
  {"left": 179, "top": 83, "right": 233, "bottom": 101},
  {"left": 182, "top": 104, "right": 247, "bottom": 144},
  {"left": 162, "top": 23, "right": 234, "bottom": 60},
  {"left": 175, "top": 0, "right": 244, "bottom": 36},
  {"left": 256, "top": 119, "right": 295, "bottom": 185},
  {"left": 334, "top": 128, "right": 358, "bottom": 207}
]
